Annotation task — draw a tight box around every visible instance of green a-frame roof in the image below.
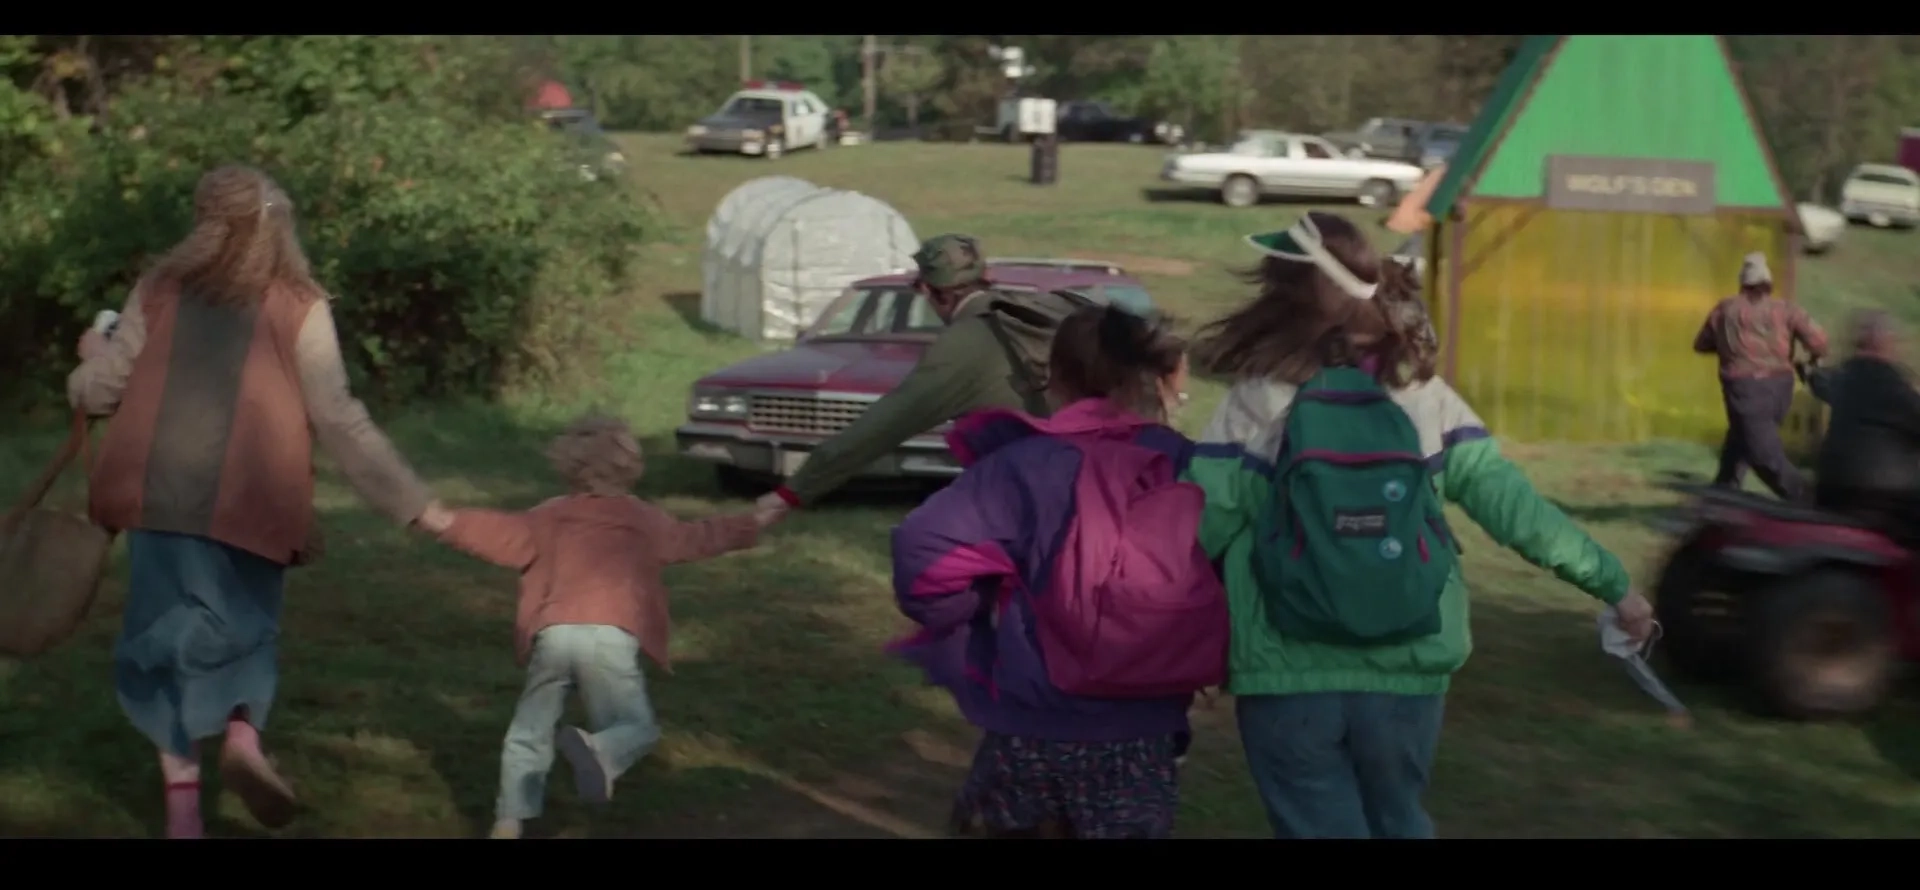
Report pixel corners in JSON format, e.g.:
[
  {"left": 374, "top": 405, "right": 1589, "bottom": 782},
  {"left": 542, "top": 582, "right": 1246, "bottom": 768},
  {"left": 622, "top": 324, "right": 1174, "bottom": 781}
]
[{"left": 1426, "top": 35, "right": 1799, "bottom": 222}]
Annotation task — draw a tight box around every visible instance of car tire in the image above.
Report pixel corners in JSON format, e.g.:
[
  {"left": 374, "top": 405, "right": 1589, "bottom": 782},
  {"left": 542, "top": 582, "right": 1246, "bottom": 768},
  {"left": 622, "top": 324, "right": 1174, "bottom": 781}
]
[
  {"left": 1358, "top": 178, "right": 1399, "bottom": 208},
  {"left": 816, "top": 129, "right": 832, "bottom": 150},
  {"left": 1655, "top": 534, "right": 1753, "bottom": 684},
  {"left": 1747, "top": 567, "right": 1894, "bottom": 721},
  {"left": 1220, "top": 174, "right": 1260, "bottom": 209},
  {"left": 715, "top": 466, "right": 772, "bottom": 498}
]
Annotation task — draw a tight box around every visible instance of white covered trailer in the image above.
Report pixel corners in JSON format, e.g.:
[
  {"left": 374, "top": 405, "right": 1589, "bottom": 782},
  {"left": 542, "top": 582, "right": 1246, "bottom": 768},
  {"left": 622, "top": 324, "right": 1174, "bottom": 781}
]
[{"left": 701, "top": 176, "right": 918, "bottom": 341}]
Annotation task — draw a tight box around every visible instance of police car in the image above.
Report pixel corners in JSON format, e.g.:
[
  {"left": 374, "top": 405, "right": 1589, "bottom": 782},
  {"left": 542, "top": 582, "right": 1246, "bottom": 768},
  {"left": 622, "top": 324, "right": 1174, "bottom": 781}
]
[{"left": 686, "top": 82, "right": 836, "bottom": 159}]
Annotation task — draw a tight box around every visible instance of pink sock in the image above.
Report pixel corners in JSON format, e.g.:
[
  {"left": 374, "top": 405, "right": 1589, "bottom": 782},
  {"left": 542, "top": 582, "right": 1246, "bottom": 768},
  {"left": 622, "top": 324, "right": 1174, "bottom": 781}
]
[{"left": 165, "top": 781, "right": 203, "bottom": 839}]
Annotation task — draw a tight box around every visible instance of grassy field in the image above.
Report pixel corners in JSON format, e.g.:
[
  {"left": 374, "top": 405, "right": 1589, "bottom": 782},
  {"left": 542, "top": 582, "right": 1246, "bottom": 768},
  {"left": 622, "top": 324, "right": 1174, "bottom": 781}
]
[{"left": 8, "top": 133, "right": 1920, "bottom": 838}]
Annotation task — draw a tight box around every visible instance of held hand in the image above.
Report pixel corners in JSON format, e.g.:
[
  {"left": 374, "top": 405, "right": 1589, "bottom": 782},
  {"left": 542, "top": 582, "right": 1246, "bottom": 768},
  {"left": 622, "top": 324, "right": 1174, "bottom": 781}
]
[
  {"left": 753, "top": 502, "right": 789, "bottom": 529},
  {"left": 77, "top": 329, "right": 108, "bottom": 362},
  {"left": 1612, "top": 589, "right": 1656, "bottom": 644},
  {"left": 415, "top": 501, "right": 456, "bottom": 535},
  {"left": 755, "top": 491, "right": 790, "bottom": 515}
]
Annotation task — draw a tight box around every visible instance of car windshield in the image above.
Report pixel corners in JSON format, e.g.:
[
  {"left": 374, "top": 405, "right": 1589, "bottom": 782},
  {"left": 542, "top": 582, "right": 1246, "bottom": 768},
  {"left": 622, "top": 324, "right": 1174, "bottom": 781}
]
[
  {"left": 1101, "top": 284, "right": 1156, "bottom": 315},
  {"left": 722, "top": 96, "right": 784, "bottom": 116},
  {"left": 808, "top": 287, "right": 945, "bottom": 338},
  {"left": 1854, "top": 171, "right": 1917, "bottom": 186}
]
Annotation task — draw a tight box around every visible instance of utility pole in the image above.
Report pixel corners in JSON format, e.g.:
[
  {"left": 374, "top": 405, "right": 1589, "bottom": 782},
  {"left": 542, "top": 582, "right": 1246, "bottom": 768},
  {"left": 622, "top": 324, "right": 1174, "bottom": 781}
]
[
  {"left": 739, "top": 36, "right": 752, "bottom": 82},
  {"left": 862, "top": 35, "right": 878, "bottom": 134}
]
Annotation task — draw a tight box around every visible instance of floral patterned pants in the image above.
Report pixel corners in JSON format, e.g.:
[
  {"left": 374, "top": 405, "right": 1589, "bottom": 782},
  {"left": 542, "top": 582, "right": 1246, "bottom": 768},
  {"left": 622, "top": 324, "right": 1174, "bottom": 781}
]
[{"left": 949, "top": 732, "right": 1180, "bottom": 839}]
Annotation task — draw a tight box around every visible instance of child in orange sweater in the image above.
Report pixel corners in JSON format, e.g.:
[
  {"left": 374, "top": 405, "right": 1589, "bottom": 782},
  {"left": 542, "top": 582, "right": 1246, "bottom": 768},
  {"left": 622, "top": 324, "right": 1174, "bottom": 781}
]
[{"left": 419, "top": 413, "right": 783, "bottom": 838}]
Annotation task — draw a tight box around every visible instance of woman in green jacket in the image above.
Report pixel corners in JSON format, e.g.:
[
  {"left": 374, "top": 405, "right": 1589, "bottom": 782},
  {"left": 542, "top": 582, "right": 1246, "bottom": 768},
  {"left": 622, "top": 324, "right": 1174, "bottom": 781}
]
[{"left": 1182, "top": 211, "right": 1655, "bottom": 838}]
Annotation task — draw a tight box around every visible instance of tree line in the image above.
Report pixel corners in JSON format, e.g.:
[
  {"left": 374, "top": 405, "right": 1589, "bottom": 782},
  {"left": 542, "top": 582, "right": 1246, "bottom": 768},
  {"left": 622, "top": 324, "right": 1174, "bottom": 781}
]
[
  {"left": 9, "top": 36, "right": 1919, "bottom": 203},
  {"left": 537, "top": 35, "right": 1920, "bottom": 205}
]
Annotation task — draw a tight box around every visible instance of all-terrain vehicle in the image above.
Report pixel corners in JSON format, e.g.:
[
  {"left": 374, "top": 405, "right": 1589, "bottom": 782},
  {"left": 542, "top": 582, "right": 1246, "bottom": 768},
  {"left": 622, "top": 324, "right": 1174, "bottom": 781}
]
[{"left": 1654, "top": 479, "right": 1920, "bottom": 720}]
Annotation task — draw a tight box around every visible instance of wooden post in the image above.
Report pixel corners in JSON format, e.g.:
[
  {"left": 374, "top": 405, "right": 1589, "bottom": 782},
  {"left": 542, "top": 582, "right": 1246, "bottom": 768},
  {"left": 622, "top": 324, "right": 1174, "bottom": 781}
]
[
  {"left": 862, "top": 35, "right": 878, "bottom": 134},
  {"left": 739, "top": 36, "right": 752, "bottom": 82}
]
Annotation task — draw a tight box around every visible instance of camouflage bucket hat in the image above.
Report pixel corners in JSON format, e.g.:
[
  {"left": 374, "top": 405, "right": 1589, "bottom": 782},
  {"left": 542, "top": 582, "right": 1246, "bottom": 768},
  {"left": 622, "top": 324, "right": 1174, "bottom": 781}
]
[{"left": 913, "top": 234, "right": 986, "bottom": 289}]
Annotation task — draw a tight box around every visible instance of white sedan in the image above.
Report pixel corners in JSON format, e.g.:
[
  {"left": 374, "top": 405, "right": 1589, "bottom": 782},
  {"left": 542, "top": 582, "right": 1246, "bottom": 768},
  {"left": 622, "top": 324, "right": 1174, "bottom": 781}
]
[{"left": 1161, "top": 130, "right": 1430, "bottom": 209}]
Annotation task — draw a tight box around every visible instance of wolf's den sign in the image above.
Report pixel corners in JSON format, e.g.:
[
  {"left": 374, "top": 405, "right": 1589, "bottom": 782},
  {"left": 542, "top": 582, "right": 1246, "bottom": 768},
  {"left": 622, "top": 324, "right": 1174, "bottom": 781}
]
[{"left": 1544, "top": 155, "right": 1717, "bottom": 215}]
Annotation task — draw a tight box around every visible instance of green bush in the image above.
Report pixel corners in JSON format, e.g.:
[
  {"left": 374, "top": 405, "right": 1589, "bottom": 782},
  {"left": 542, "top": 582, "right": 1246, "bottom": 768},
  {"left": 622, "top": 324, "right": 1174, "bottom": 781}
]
[{"left": 0, "top": 46, "right": 648, "bottom": 412}]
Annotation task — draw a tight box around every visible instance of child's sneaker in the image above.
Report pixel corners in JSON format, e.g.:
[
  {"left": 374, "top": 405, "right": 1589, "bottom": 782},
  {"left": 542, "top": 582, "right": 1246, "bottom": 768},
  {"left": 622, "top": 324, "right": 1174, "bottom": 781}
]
[
  {"left": 489, "top": 819, "right": 522, "bottom": 839},
  {"left": 556, "top": 726, "right": 613, "bottom": 805}
]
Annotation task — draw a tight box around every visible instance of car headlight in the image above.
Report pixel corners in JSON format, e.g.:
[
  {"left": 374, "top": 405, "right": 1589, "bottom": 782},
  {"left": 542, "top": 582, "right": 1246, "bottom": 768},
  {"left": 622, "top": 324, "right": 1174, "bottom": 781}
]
[
  {"left": 690, "top": 390, "right": 750, "bottom": 420},
  {"left": 742, "top": 129, "right": 764, "bottom": 141},
  {"left": 687, "top": 125, "right": 707, "bottom": 137}
]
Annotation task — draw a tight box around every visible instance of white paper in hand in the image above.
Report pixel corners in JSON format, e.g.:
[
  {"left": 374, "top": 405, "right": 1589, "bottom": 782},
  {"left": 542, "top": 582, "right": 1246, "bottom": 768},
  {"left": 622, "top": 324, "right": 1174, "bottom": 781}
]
[{"left": 1597, "top": 606, "right": 1689, "bottom": 719}]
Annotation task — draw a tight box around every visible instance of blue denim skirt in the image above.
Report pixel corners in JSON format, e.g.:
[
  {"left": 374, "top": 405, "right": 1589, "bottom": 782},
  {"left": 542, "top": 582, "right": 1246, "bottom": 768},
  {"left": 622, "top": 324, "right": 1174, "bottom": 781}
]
[{"left": 115, "top": 530, "right": 286, "bottom": 757}]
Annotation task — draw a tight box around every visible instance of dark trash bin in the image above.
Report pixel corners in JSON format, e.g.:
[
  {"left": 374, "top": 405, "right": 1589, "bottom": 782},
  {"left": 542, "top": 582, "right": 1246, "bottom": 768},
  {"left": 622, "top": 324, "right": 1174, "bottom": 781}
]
[{"left": 1029, "top": 135, "right": 1058, "bottom": 186}]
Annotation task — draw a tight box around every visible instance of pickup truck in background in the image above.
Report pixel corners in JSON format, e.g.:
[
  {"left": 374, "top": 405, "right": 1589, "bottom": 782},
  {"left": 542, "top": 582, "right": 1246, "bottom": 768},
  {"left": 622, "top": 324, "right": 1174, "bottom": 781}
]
[{"left": 1324, "top": 117, "right": 1467, "bottom": 165}]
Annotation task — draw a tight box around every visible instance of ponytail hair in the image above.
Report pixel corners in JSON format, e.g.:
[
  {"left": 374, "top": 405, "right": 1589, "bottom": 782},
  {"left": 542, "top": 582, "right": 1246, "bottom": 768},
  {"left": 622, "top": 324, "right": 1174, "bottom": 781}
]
[{"left": 1049, "top": 305, "right": 1186, "bottom": 419}]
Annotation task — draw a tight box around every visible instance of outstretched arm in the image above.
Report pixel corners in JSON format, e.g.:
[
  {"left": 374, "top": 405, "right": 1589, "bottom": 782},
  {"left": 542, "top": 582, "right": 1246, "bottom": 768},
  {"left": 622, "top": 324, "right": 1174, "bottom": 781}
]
[
  {"left": 438, "top": 508, "right": 539, "bottom": 571},
  {"left": 776, "top": 323, "right": 994, "bottom": 507},
  {"left": 646, "top": 504, "right": 762, "bottom": 564},
  {"left": 1442, "top": 437, "right": 1629, "bottom": 605},
  {"left": 296, "top": 299, "right": 435, "bottom": 526}
]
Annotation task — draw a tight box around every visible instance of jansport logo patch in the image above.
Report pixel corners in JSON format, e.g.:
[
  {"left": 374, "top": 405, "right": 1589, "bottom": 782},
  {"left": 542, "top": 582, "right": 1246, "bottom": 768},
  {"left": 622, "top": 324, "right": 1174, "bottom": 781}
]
[{"left": 1332, "top": 508, "right": 1388, "bottom": 537}]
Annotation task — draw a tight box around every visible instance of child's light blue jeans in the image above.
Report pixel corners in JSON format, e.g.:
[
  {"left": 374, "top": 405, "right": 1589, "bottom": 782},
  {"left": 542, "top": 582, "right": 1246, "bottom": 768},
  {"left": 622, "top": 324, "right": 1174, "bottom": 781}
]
[{"left": 496, "top": 623, "right": 661, "bottom": 821}]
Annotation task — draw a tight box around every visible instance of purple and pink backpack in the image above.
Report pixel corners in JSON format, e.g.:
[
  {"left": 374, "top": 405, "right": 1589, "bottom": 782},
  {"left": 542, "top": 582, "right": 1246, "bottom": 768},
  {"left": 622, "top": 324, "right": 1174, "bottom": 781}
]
[{"left": 1036, "top": 429, "right": 1228, "bottom": 699}]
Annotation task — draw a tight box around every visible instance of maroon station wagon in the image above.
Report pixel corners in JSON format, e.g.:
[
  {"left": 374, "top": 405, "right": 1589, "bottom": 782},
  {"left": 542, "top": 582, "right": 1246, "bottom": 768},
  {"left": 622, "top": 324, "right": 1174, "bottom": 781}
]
[{"left": 675, "top": 258, "right": 1158, "bottom": 492}]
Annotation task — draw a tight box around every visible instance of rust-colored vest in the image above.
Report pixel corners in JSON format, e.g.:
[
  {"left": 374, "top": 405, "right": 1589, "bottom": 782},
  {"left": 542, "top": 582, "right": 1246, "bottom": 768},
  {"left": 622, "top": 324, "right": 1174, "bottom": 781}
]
[{"left": 90, "top": 279, "right": 316, "bottom": 565}]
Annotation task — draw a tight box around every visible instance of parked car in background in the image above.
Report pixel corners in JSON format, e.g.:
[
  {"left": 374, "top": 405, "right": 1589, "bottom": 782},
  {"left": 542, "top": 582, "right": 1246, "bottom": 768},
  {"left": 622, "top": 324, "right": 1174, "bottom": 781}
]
[
  {"left": 675, "top": 259, "right": 1157, "bottom": 492},
  {"left": 1415, "top": 124, "right": 1468, "bottom": 169},
  {"left": 1840, "top": 163, "right": 1920, "bottom": 229},
  {"left": 538, "top": 108, "right": 626, "bottom": 182},
  {"left": 1055, "top": 100, "right": 1184, "bottom": 145},
  {"left": 686, "top": 81, "right": 836, "bottom": 159},
  {"left": 1320, "top": 117, "right": 1442, "bottom": 163},
  {"left": 1160, "top": 130, "right": 1428, "bottom": 208},
  {"left": 1797, "top": 202, "right": 1846, "bottom": 254}
]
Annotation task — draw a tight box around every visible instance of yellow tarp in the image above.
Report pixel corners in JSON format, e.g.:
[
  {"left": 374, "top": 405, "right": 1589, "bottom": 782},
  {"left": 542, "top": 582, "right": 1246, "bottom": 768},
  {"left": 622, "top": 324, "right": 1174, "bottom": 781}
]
[{"left": 1434, "top": 204, "right": 1790, "bottom": 445}]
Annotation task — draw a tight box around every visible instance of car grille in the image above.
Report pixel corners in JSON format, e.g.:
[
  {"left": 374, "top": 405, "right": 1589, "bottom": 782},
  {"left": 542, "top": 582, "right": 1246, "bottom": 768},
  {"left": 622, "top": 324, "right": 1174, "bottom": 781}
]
[{"left": 747, "top": 394, "right": 870, "bottom": 436}]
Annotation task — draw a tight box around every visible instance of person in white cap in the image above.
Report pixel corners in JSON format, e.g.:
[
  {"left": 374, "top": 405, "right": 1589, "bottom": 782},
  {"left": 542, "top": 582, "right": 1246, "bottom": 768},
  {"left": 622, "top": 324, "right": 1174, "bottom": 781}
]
[{"left": 1691, "top": 252, "right": 1828, "bottom": 501}]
